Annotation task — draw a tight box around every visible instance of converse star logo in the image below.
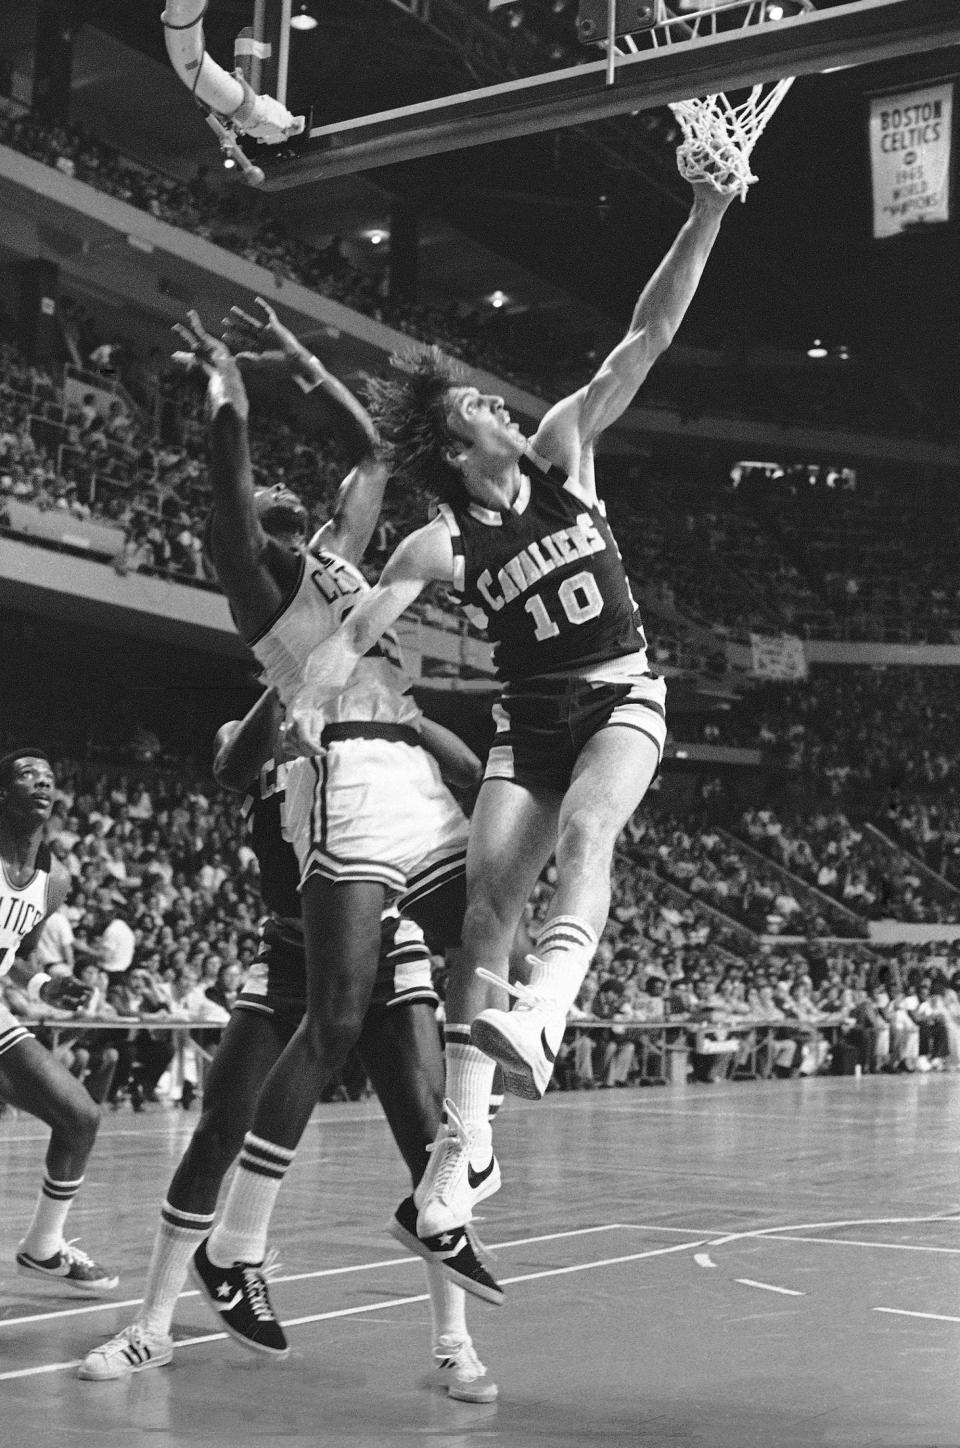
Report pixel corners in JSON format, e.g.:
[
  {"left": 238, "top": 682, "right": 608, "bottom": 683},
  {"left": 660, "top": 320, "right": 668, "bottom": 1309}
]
[
  {"left": 439, "top": 1233, "right": 455, "bottom": 1248},
  {"left": 217, "top": 1281, "right": 234, "bottom": 1299}
]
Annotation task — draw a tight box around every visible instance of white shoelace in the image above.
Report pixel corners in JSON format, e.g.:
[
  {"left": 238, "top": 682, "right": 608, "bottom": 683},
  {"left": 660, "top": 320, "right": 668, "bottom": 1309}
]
[
  {"left": 427, "top": 1099, "right": 474, "bottom": 1200},
  {"left": 61, "top": 1238, "right": 96, "bottom": 1269},
  {"left": 475, "top": 967, "right": 551, "bottom": 1014},
  {"left": 242, "top": 1248, "right": 282, "bottom": 1322}
]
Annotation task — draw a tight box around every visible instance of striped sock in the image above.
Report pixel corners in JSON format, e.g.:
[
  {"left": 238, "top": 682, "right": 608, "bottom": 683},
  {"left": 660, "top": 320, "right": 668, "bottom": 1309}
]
[
  {"left": 206, "top": 1134, "right": 296, "bottom": 1267},
  {"left": 489, "top": 1066, "right": 505, "bottom": 1122},
  {"left": 21, "top": 1174, "right": 84, "bottom": 1260},
  {"left": 529, "top": 915, "right": 599, "bottom": 1013},
  {"left": 139, "top": 1201, "right": 216, "bottom": 1337},
  {"left": 444, "top": 1025, "right": 497, "bottom": 1141}
]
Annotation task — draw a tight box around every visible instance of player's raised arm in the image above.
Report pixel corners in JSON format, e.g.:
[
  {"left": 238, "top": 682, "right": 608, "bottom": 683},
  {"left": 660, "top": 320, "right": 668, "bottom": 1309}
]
[
  {"left": 532, "top": 180, "right": 736, "bottom": 470},
  {"left": 309, "top": 452, "right": 389, "bottom": 569},
  {"left": 173, "top": 310, "right": 298, "bottom": 638},
  {"left": 295, "top": 516, "right": 453, "bottom": 703},
  {"left": 222, "top": 298, "right": 388, "bottom": 567},
  {"left": 222, "top": 297, "right": 379, "bottom": 460}
]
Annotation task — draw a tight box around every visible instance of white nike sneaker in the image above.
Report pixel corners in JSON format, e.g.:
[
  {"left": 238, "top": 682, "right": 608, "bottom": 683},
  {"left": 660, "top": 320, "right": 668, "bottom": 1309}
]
[
  {"left": 433, "top": 1335, "right": 499, "bottom": 1403},
  {"left": 415, "top": 1099, "right": 501, "bottom": 1238},
  {"left": 77, "top": 1322, "right": 173, "bottom": 1380},
  {"left": 470, "top": 965, "right": 568, "bottom": 1100}
]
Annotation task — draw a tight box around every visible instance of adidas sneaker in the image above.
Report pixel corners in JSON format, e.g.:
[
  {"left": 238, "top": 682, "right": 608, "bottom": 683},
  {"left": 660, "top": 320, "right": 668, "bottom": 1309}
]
[
  {"left": 77, "top": 1322, "right": 173, "bottom": 1380},
  {"left": 433, "top": 1334, "right": 498, "bottom": 1402}
]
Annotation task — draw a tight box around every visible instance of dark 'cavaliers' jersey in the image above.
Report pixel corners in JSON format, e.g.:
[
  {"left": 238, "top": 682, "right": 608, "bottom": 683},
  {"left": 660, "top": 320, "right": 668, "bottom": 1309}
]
[
  {"left": 241, "top": 758, "right": 301, "bottom": 922},
  {"left": 437, "top": 449, "right": 647, "bottom": 684}
]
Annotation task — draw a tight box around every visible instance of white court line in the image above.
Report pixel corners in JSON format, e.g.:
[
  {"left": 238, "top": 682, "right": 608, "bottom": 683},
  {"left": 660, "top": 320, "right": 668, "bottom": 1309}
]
[
  {"left": 705, "top": 1213, "right": 960, "bottom": 1250},
  {"left": 874, "top": 1308, "right": 960, "bottom": 1324},
  {"left": 735, "top": 1278, "right": 805, "bottom": 1297},
  {"left": 694, "top": 1253, "right": 716, "bottom": 1268},
  {"left": 0, "top": 1237, "right": 710, "bottom": 1381},
  {"left": 770, "top": 1233, "right": 960, "bottom": 1256},
  {"left": 0, "top": 1223, "right": 629, "bottom": 1330}
]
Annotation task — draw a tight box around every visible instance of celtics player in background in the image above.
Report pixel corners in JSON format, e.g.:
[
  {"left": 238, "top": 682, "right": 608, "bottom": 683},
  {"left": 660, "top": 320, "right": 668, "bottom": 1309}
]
[
  {"left": 0, "top": 749, "right": 118, "bottom": 1295},
  {"left": 286, "top": 171, "right": 738, "bottom": 1240}
]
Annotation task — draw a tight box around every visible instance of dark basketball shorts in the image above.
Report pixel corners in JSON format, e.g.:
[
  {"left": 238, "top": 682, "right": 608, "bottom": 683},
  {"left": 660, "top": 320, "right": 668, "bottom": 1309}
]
[
  {"left": 485, "top": 669, "right": 667, "bottom": 794},
  {"left": 236, "top": 910, "right": 439, "bottom": 1024}
]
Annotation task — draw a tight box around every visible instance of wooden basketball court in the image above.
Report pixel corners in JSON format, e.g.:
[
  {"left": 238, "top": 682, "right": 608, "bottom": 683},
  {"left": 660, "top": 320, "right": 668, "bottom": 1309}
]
[{"left": 2, "top": 1076, "right": 959, "bottom": 1447}]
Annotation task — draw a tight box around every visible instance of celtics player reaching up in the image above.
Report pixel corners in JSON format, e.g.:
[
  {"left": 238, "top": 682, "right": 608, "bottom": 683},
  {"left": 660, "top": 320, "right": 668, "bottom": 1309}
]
[{"left": 289, "top": 172, "right": 739, "bottom": 1239}]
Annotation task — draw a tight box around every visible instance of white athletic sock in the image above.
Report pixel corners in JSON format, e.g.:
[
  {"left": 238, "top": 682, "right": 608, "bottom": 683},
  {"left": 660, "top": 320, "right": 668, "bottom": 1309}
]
[
  {"left": 423, "top": 1260, "right": 468, "bottom": 1349},
  {"left": 21, "top": 1174, "right": 84, "bottom": 1259},
  {"left": 529, "top": 915, "right": 599, "bottom": 1014},
  {"left": 206, "top": 1133, "right": 296, "bottom": 1267},
  {"left": 444, "top": 1025, "right": 496, "bottom": 1154},
  {"left": 138, "top": 1201, "right": 215, "bottom": 1337}
]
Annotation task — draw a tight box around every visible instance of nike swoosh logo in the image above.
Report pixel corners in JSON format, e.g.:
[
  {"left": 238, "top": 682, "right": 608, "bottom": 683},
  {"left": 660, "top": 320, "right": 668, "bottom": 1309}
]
[
  {"left": 541, "top": 1028, "right": 556, "bottom": 1064},
  {"left": 217, "top": 1292, "right": 243, "bottom": 1313},
  {"left": 467, "top": 1156, "right": 496, "bottom": 1190}
]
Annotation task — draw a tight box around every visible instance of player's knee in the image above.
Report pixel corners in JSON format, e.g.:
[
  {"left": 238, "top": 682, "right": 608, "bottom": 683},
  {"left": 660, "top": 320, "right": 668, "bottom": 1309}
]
[
  {"left": 463, "top": 892, "right": 514, "bottom": 945},
  {"left": 69, "top": 1094, "right": 101, "bottom": 1148},
  {"left": 558, "top": 807, "right": 616, "bottom": 868},
  {"left": 191, "top": 1108, "right": 247, "bottom": 1172},
  {"left": 302, "top": 999, "right": 365, "bottom": 1064}
]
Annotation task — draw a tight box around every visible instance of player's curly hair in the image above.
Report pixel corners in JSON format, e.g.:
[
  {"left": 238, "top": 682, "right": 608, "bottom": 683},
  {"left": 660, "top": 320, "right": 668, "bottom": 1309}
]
[{"left": 365, "top": 346, "right": 468, "bottom": 505}]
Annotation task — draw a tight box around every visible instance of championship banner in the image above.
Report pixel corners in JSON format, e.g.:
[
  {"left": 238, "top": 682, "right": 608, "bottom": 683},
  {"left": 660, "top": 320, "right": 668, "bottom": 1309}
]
[
  {"left": 869, "top": 82, "right": 953, "bottom": 239},
  {"left": 748, "top": 633, "right": 807, "bottom": 681}
]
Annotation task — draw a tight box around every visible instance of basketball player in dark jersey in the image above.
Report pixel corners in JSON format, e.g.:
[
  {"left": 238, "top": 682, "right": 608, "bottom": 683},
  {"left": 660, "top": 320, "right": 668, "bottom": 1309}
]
[
  {"left": 80, "top": 689, "right": 498, "bottom": 1400},
  {"left": 293, "top": 174, "right": 738, "bottom": 1234},
  {"left": 0, "top": 748, "right": 118, "bottom": 1294}
]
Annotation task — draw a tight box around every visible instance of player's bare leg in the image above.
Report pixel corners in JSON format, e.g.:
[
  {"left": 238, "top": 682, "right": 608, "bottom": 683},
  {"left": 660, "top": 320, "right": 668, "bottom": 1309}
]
[
  {"left": 473, "top": 728, "right": 660, "bottom": 1098},
  {"left": 1, "top": 1038, "right": 118, "bottom": 1295},
  {"left": 190, "top": 878, "right": 384, "bottom": 1356}
]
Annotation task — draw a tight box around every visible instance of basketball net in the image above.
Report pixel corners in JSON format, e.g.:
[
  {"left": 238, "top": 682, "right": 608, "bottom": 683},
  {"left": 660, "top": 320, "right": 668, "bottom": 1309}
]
[
  {"left": 669, "top": 75, "right": 795, "bottom": 200},
  {"left": 598, "top": 1, "right": 814, "bottom": 201}
]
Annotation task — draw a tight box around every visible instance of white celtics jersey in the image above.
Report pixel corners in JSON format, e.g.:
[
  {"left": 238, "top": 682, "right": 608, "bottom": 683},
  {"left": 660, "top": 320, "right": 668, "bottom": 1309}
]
[
  {"left": 250, "top": 546, "right": 420, "bottom": 755},
  {"left": 0, "top": 841, "right": 51, "bottom": 976}
]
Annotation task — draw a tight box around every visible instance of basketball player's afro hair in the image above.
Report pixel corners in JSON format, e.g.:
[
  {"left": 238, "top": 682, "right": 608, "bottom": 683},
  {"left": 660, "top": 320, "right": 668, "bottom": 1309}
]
[
  {"left": 0, "top": 748, "right": 51, "bottom": 788},
  {"left": 365, "top": 346, "right": 467, "bottom": 503}
]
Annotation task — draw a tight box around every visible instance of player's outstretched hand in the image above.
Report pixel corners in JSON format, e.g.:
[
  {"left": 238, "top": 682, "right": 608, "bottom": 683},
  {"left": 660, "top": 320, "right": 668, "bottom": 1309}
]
[
  {"left": 220, "top": 296, "right": 315, "bottom": 379},
  {"left": 172, "top": 310, "right": 249, "bottom": 421}
]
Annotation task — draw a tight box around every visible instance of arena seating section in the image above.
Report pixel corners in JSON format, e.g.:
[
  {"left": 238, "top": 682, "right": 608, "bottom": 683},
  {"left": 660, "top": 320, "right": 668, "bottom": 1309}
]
[{"left": 2, "top": 106, "right": 959, "bottom": 1101}]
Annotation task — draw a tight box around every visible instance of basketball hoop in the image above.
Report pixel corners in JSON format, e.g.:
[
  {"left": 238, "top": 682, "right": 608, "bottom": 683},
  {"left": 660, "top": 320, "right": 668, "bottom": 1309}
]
[{"left": 606, "top": 0, "right": 815, "bottom": 199}]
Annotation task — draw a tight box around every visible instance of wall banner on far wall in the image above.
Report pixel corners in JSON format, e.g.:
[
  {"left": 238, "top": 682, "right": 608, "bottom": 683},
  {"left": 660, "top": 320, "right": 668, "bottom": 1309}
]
[{"left": 869, "top": 81, "right": 954, "bottom": 239}]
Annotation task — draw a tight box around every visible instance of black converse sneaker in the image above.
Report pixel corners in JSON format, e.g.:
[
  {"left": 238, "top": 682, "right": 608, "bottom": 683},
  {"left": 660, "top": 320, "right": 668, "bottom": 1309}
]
[
  {"left": 189, "top": 1237, "right": 289, "bottom": 1357},
  {"left": 389, "top": 1196, "right": 504, "bottom": 1307}
]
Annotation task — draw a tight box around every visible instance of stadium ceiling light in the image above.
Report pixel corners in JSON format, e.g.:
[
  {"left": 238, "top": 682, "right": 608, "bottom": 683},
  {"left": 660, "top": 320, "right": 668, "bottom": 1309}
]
[
  {"left": 807, "top": 338, "right": 828, "bottom": 358},
  {"left": 290, "top": 5, "right": 318, "bottom": 31},
  {"left": 487, "top": 289, "right": 509, "bottom": 309},
  {"left": 363, "top": 227, "right": 388, "bottom": 245},
  {"left": 834, "top": 343, "right": 850, "bottom": 361}
]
